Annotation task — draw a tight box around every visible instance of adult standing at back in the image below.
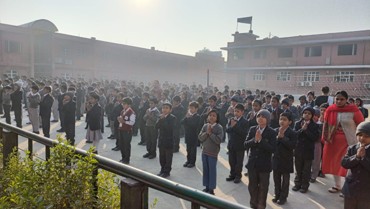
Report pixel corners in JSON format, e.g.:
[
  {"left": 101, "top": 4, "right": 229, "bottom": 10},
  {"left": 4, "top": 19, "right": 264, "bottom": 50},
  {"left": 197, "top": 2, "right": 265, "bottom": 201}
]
[
  {"left": 322, "top": 90, "right": 364, "bottom": 194},
  {"left": 315, "top": 86, "right": 334, "bottom": 107}
]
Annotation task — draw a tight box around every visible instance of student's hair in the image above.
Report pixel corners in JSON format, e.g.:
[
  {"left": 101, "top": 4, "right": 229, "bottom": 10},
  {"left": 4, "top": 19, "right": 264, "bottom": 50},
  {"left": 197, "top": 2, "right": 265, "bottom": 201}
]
[
  {"left": 89, "top": 92, "right": 100, "bottom": 101},
  {"left": 348, "top": 97, "right": 355, "bottom": 103},
  {"left": 252, "top": 99, "right": 262, "bottom": 107},
  {"left": 189, "top": 101, "right": 199, "bottom": 109},
  {"left": 321, "top": 86, "right": 330, "bottom": 94},
  {"left": 287, "top": 95, "right": 294, "bottom": 100},
  {"left": 355, "top": 98, "right": 363, "bottom": 106},
  {"left": 265, "top": 94, "right": 272, "bottom": 99},
  {"left": 68, "top": 87, "right": 76, "bottom": 92},
  {"left": 122, "top": 97, "right": 132, "bottom": 105},
  {"left": 207, "top": 109, "right": 220, "bottom": 124},
  {"left": 44, "top": 86, "right": 52, "bottom": 92},
  {"left": 149, "top": 98, "right": 158, "bottom": 104},
  {"left": 162, "top": 102, "right": 172, "bottom": 109},
  {"left": 172, "top": 95, "right": 181, "bottom": 102},
  {"left": 117, "top": 92, "right": 125, "bottom": 98},
  {"left": 197, "top": 96, "right": 204, "bottom": 105},
  {"left": 208, "top": 95, "right": 217, "bottom": 102},
  {"left": 143, "top": 92, "right": 150, "bottom": 97},
  {"left": 299, "top": 95, "right": 306, "bottom": 101},
  {"left": 31, "top": 85, "right": 39, "bottom": 91},
  {"left": 234, "top": 103, "right": 245, "bottom": 111},
  {"left": 335, "top": 90, "right": 348, "bottom": 99},
  {"left": 280, "top": 112, "right": 293, "bottom": 121},
  {"left": 307, "top": 91, "right": 315, "bottom": 97},
  {"left": 320, "top": 103, "right": 329, "bottom": 109},
  {"left": 271, "top": 96, "right": 280, "bottom": 102}
]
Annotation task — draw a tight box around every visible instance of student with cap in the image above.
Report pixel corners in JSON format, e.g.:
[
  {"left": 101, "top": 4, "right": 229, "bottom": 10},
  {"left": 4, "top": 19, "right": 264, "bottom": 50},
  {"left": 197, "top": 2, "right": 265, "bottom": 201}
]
[
  {"left": 245, "top": 109, "right": 276, "bottom": 209},
  {"left": 342, "top": 121, "right": 370, "bottom": 209}
]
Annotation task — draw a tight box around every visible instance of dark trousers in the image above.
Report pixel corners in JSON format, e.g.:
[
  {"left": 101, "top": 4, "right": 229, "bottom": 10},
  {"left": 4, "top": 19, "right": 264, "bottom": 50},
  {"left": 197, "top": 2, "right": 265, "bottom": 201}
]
[
  {"left": 3, "top": 104, "right": 11, "bottom": 124},
  {"left": 114, "top": 126, "right": 119, "bottom": 147},
  {"left": 228, "top": 149, "right": 245, "bottom": 179},
  {"left": 273, "top": 170, "right": 290, "bottom": 201},
  {"left": 118, "top": 130, "right": 132, "bottom": 163},
  {"left": 65, "top": 122, "right": 75, "bottom": 145},
  {"left": 0, "top": 101, "right": 3, "bottom": 114},
  {"left": 173, "top": 127, "right": 180, "bottom": 151},
  {"left": 159, "top": 147, "right": 173, "bottom": 174},
  {"left": 145, "top": 126, "right": 158, "bottom": 156},
  {"left": 13, "top": 105, "right": 22, "bottom": 128},
  {"left": 248, "top": 169, "right": 270, "bottom": 209},
  {"left": 186, "top": 143, "right": 197, "bottom": 164},
  {"left": 59, "top": 111, "right": 65, "bottom": 131},
  {"left": 76, "top": 102, "right": 82, "bottom": 120},
  {"left": 344, "top": 196, "right": 370, "bottom": 209},
  {"left": 139, "top": 120, "right": 146, "bottom": 143},
  {"left": 41, "top": 115, "right": 51, "bottom": 138},
  {"left": 100, "top": 109, "right": 104, "bottom": 133},
  {"left": 294, "top": 156, "right": 312, "bottom": 190}
]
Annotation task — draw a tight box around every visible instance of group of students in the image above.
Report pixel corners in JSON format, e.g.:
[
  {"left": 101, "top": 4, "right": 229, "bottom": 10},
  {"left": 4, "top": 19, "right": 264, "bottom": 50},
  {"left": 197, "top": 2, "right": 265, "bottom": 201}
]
[{"left": 1, "top": 76, "right": 369, "bottom": 209}]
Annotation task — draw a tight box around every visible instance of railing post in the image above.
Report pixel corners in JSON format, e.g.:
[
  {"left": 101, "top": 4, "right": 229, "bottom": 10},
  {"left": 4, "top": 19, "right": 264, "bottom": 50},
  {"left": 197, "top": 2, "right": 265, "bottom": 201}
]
[
  {"left": 45, "top": 145, "right": 50, "bottom": 160},
  {"left": 191, "top": 202, "right": 201, "bottom": 209},
  {"left": 2, "top": 131, "right": 18, "bottom": 167},
  {"left": 28, "top": 138, "right": 33, "bottom": 160},
  {"left": 120, "top": 178, "right": 148, "bottom": 209}
]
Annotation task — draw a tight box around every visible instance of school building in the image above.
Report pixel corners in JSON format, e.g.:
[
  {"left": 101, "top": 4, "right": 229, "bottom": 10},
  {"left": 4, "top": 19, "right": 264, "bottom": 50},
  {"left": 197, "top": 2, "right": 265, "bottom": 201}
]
[
  {"left": 221, "top": 29, "right": 370, "bottom": 97},
  {"left": 0, "top": 19, "right": 224, "bottom": 85}
]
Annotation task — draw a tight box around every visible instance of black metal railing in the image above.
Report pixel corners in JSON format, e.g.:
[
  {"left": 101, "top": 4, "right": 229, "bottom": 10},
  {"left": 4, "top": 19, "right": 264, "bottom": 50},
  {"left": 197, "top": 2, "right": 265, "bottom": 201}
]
[{"left": 0, "top": 122, "right": 249, "bottom": 209}]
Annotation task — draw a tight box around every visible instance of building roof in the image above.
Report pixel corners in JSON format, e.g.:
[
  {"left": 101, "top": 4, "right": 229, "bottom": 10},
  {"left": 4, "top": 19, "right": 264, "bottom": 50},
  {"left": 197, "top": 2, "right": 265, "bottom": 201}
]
[{"left": 20, "top": 19, "right": 58, "bottom": 33}]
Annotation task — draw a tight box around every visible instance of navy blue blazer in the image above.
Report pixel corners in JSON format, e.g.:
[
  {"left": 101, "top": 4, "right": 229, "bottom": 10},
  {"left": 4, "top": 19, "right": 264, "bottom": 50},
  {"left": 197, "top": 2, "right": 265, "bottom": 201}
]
[
  {"left": 294, "top": 119, "right": 319, "bottom": 160},
  {"left": 86, "top": 103, "right": 102, "bottom": 131},
  {"left": 341, "top": 144, "right": 370, "bottom": 199},
  {"left": 226, "top": 117, "right": 249, "bottom": 152},
  {"left": 272, "top": 127, "right": 297, "bottom": 173},
  {"left": 156, "top": 114, "right": 177, "bottom": 149},
  {"left": 181, "top": 113, "right": 201, "bottom": 146},
  {"left": 244, "top": 125, "right": 277, "bottom": 172}
]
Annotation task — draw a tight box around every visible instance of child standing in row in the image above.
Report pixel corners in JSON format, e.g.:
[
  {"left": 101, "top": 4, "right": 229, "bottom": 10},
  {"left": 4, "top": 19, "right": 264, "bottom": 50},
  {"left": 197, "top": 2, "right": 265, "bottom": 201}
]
[
  {"left": 293, "top": 107, "right": 319, "bottom": 193},
  {"left": 199, "top": 110, "right": 223, "bottom": 195},
  {"left": 272, "top": 112, "right": 297, "bottom": 205},
  {"left": 182, "top": 101, "right": 200, "bottom": 168},
  {"left": 143, "top": 98, "right": 160, "bottom": 159}
]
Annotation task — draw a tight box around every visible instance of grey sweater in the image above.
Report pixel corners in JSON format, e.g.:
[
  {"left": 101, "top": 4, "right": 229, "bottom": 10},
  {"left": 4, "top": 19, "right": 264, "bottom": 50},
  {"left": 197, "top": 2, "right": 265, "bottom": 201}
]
[{"left": 198, "top": 123, "right": 223, "bottom": 157}]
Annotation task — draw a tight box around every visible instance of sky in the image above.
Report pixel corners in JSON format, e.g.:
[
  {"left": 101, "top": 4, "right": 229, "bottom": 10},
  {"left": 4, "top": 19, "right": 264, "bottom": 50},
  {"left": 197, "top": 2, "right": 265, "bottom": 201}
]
[{"left": 1, "top": 0, "right": 370, "bottom": 57}]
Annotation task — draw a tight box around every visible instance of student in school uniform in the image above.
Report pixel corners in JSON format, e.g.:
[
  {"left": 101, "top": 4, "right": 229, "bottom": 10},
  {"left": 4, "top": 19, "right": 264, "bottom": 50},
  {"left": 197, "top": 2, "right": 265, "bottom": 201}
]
[
  {"left": 341, "top": 121, "right": 370, "bottom": 209},
  {"left": 110, "top": 92, "right": 124, "bottom": 151},
  {"left": 62, "top": 91, "right": 76, "bottom": 145},
  {"left": 292, "top": 106, "right": 319, "bottom": 193},
  {"left": 272, "top": 112, "right": 297, "bottom": 205},
  {"left": 244, "top": 109, "right": 276, "bottom": 209},
  {"left": 27, "top": 85, "right": 41, "bottom": 134},
  {"left": 2, "top": 85, "right": 12, "bottom": 124},
  {"left": 199, "top": 110, "right": 223, "bottom": 195},
  {"left": 85, "top": 92, "right": 103, "bottom": 152},
  {"left": 143, "top": 98, "right": 160, "bottom": 159},
  {"left": 268, "top": 96, "right": 283, "bottom": 129},
  {"left": 10, "top": 83, "right": 23, "bottom": 128},
  {"left": 117, "top": 97, "right": 136, "bottom": 164},
  {"left": 171, "top": 95, "right": 186, "bottom": 153},
  {"left": 156, "top": 102, "right": 176, "bottom": 178},
  {"left": 226, "top": 103, "right": 249, "bottom": 183},
  {"left": 182, "top": 101, "right": 201, "bottom": 168},
  {"left": 39, "top": 86, "right": 54, "bottom": 138}
]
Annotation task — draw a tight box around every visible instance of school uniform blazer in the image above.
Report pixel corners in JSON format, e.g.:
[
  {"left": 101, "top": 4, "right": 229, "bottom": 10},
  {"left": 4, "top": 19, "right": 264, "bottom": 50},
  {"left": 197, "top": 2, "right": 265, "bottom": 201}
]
[
  {"left": 172, "top": 104, "right": 186, "bottom": 128},
  {"left": 244, "top": 126, "right": 277, "bottom": 172},
  {"left": 111, "top": 103, "right": 123, "bottom": 128},
  {"left": 272, "top": 127, "right": 297, "bottom": 173},
  {"left": 294, "top": 119, "right": 319, "bottom": 160},
  {"left": 156, "top": 114, "right": 177, "bottom": 149},
  {"left": 226, "top": 117, "right": 249, "bottom": 152},
  {"left": 10, "top": 90, "right": 23, "bottom": 108},
  {"left": 62, "top": 100, "right": 76, "bottom": 125},
  {"left": 86, "top": 103, "right": 102, "bottom": 131},
  {"left": 341, "top": 143, "right": 370, "bottom": 199},
  {"left": 181, "top": 113, "right": 201, "bottom": 146},
  {"left": 39, "top": 94, "right": 54, "bottom": 117},
  {"left": 268, "top": 107, "right": 284, "bottom": 128}
]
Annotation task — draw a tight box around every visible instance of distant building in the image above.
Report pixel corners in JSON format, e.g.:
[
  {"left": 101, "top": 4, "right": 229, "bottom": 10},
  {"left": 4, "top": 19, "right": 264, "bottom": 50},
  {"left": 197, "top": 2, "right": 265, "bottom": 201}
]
[
  {"left": 0, "top": 19, "right": 224, "bottom": 86},
  {"left": 221, "top": 30, "right": 370, "bottom": 97}
]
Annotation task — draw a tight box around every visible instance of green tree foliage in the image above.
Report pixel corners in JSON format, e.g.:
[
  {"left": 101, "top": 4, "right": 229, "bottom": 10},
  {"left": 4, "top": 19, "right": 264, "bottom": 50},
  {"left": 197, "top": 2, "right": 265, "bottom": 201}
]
[{"left": 0, "top": 136, "right": 120, "bottom": 208}]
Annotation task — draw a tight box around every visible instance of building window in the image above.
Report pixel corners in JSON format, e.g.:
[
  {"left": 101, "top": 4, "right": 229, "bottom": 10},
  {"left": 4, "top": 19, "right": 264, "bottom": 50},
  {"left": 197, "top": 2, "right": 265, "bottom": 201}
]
[
  {"left": 5, "top": 41, "right": 21, "bottom": 53},
  {"left": 305, "top": 46, "right": 322, "bottom": 57},
  {"left": 334, "top": 71, "right": 354, "bottom": 82},
  {"left": 253, "top": 72, "right": 265, "bottom": 81},
  {"left": 232, "top": 49, "right": 244, "bottom": 60},
  {"left": 253, "top": 49, "right": 266, "bottom": 59},
  {"left": 338, "top": 44, "right": 357, "bottom": 56},
  {"left": 278, "top": 47, "right": 293, "bottom": 58},
  {"left": 5, "top": 70, "right": 18, "bottom": 78},
  {"left": 277, "top": 71, "right": 291, "bottom": 81},
  {"left": 63, "top": 48, "right": 68, "bottom": 57},
  {"left": 304, "top": 72, "right": 320, "bottom": 82}
]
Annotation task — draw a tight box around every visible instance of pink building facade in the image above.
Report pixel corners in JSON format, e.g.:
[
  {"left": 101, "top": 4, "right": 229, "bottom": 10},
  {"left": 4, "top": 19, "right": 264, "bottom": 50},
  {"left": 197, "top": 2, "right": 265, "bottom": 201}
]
[{"left": 222, "top": 30, "right": 370, "bottom": 97}]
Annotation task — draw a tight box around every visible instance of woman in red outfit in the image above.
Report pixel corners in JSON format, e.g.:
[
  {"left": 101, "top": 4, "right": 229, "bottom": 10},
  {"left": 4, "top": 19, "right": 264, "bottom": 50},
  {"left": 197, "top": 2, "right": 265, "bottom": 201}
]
[{"left": 322, "top": 91, "right": 364, "bottom": 193}]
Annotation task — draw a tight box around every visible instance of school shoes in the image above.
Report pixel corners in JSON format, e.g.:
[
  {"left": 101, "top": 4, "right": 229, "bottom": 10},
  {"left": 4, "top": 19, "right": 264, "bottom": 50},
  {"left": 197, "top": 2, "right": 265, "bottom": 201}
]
[
  {"left": 272, "top": 197, "right": 279, "bottom": 203},
  {"left": 226, "top": 176, "right": 235, "bottom": 181},
  {"left": 56, "top": 129, "right": 64, "bottom": 132},
  {"left": 148, "top": 155, "right": 156, "bottom": 159},
  {"left": 111, "top": 146, "right": 119, "bottom": 151},
  {"left": 292, "top": 185, "right": 300, "bottom": 191},
  {"left": 138, "top": 141, "right": 146, "bottom": 145},
  {"left": 277, "top": 199, "right": 286, "bottom": 205},
  {"left": 299, "top": 188, "right": 308, "bottom": 193},
  {"left": 51, "top": 120, "right": 58, "bottom": 122},
  {"left": 187, "top": 164, "right": 195, "bottom": 168},
  {"left": 233, "top": 178, "right": 241, "bottom": 184},
  {"left": 119, "top": 159, "right": 129, "bottom": 165},
  {"left": 183, "top": 162, "right": 189, "bottom": 167},
  {"left": 143, "top": 153, "right": 150, "bottom": 158},
  {"left": 105, "top": 124, "right": 110, "bottom": 127},
  {"left": 86, "top": 140, "right": 93, "bottom": 144},
  {"left": 309, "top": 178, "right": 316, "bottom": 183}
]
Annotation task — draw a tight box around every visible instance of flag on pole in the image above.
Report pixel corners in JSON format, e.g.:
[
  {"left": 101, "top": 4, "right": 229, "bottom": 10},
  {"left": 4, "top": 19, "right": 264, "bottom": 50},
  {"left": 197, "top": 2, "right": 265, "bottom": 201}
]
[{"left": 237, "top": 16, "right": 252, "bottom": 24}]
